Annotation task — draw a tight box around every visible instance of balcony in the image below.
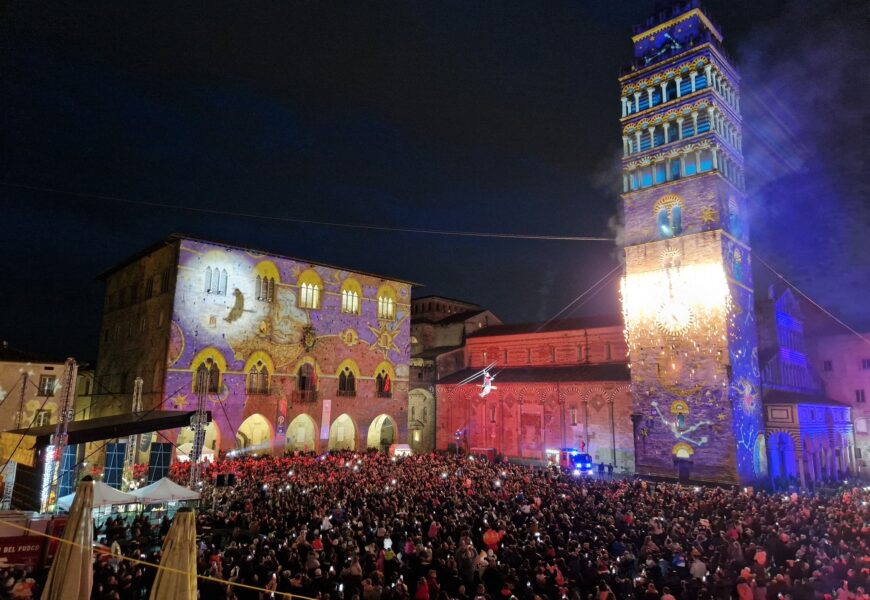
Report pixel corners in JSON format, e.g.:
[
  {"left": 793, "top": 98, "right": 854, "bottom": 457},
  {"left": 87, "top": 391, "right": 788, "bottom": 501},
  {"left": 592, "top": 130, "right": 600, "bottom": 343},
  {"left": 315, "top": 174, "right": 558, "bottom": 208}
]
[
  {"left": 377, "top": 390, "right": 392, "bottom": 399},
  {"left": 337, "top": 389, "right": 357, "bottom": 398},
  {"left": 292, "top": 389, "right": 319, "bottom": 403}
]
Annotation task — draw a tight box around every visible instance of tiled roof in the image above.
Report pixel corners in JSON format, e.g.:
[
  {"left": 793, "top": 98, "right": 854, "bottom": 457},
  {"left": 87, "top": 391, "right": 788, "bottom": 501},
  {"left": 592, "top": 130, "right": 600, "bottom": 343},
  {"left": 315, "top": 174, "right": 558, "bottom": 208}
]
[
  {"left": 438, "top": 363, "right": 630, "bottom": 385},
  {"left": 762, "top": 389, "right": 850, "bottom": 408},
  {"left": 466, "top": 315, "right": 622, "bottom": 338}
]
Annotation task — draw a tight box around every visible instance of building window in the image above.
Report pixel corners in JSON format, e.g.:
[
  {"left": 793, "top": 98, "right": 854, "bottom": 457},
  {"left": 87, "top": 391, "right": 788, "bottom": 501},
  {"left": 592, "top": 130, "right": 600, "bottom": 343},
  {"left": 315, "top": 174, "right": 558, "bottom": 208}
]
[
  {"left": 37, "top": 375, "right": 56, "bottom": 397},
  {"left": 862, "top": 358, "right": 870, "bottom": 370},
  {"left": 204, "top": 267, "right": 228, "bottom": 295},
  {"left": 570, "top": 407, "right": 577, "bottom": 426},
  {"left": 255, "top": 275, "right": 275, "bottom": 302},
  {"left": 655, "top": 196, "right": 683, "bottom": 239},
  {"left": 823, "top": 360, "right": 833, "bottom": 372},
  {"left": 160, "top": 269, "right": 171, "bottom": 294},
  {"left": 34, "top": 409, "right": 51, "bottom": 427},
  {"left": 247, "top": 360, "right": 270, "bottom": 394},
  {"left": 298, "top": 363, "right": 316, "bottom": 391},
  {"left": 605, "top": 342, "right": 612, "bottom": 362},
  {"left": 376, "top": 369, "right": 392, "bottom": 398},
  {"left": 377, "top": 285, "right": 397, "bottom": 320},
  {"left": 377, "top": 295, "right": 395, "bottom": 320},
  {"left": 489, "top": 405, "right": 496, "bottom": 423},
  {"left": 194, "top": 358, "right": 221, "bottom": 394},
  {"left": 857, "top": 389, "right": 866, "bottom": 404},
  {"left": 341, "top": 289, "right": 360, "bottom": 314},
  {"left": 413, "top": 430, "right": 421, "bottom": 442},
  {"left": 298, "top": 282, "right": 320, "bottom": 309},
  {"left": 144, "top": 278, "right": 153, "bottom": 299},
  {"left": 139, "top": 316, "right": 147, "bottom": 333},
  {"left": 338, "top": 367, "right": 356, "bottom": 397}
]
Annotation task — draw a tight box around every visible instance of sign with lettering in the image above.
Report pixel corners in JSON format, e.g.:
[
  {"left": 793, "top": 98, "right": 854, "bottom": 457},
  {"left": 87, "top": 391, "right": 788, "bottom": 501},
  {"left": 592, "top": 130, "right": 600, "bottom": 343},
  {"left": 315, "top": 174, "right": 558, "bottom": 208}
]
[
  {"left": 0, "top": 434, "right": 36, "bottom": 467},
  {"left": 0, "top": 536, "right": 46, "bottom": 569}
]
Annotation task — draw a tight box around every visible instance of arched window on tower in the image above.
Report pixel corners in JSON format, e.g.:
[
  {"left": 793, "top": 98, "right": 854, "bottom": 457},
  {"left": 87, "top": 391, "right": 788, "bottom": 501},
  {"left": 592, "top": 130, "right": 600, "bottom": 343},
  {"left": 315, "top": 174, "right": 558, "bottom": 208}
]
[{"left": 656, "top": 198, "right": 683, "bottom": 239}]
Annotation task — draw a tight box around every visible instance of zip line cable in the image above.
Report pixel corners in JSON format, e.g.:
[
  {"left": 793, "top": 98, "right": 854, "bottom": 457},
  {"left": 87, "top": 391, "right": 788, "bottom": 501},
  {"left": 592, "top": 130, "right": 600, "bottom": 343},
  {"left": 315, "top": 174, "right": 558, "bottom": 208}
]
[
  {"left": 0, "top": 181, "right": 614, "bottom": 242},
  {"left": 752, "top": 251, "right": 870, "bottom": 347},
  {"left": 535, "top": 262, "right": 624, "bottom": 332}
]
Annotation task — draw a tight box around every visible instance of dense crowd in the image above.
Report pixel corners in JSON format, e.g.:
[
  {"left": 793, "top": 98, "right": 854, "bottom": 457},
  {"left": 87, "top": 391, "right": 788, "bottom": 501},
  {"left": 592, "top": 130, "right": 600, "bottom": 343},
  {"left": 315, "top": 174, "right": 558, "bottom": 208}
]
[{"left": 10, "top": 451, "right": 870, "bottom": 599}]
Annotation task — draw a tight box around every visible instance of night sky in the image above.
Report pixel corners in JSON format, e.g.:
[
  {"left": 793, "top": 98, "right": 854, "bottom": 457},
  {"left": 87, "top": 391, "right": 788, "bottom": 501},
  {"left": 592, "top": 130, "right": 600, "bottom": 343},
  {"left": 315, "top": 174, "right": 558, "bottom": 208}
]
[{"left": 2, "top": 0, "right": 868, "bottom": 359}]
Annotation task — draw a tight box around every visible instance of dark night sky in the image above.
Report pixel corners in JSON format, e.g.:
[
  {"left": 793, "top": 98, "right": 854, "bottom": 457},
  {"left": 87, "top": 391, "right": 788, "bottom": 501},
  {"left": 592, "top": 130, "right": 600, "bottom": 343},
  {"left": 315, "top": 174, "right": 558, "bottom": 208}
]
[{"left": 1, "top": 0, "right": 868, "bottom": 359}]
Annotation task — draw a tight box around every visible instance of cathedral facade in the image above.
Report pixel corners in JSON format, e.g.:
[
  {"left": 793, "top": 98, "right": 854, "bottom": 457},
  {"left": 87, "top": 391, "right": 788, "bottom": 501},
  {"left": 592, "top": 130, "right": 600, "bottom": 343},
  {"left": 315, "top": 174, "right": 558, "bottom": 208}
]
[{"left": 619, "top": 2, "right": 765, "bottom": 484}]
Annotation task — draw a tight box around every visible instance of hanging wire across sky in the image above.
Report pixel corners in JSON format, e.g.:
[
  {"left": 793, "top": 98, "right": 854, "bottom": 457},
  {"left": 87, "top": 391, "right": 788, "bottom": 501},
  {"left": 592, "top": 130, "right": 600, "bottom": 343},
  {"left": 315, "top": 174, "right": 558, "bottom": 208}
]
[{"left": 1, "top": 181, "right": 615, "bottom": 242}]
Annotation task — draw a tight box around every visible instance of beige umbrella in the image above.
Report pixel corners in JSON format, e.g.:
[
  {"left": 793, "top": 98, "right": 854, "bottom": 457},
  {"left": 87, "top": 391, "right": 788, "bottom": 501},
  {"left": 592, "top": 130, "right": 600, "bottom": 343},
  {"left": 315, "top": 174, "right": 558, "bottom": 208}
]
[
  {"left": 41, "top": 475, "right": 94, "bottom": 600},
  {"left": 149, "top": 507, "right": 197, "bottom": 600}
]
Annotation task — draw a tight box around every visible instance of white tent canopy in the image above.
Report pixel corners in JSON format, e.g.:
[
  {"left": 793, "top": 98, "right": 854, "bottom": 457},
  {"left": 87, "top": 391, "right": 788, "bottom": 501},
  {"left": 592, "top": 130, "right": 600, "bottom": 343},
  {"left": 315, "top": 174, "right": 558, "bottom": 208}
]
[
  {"left": 57, "top": 481, "right": 136, "bottom": 511},
  {"left": 175, "top": 443, "right": 215, "bottom": 463},
  {"left": 129, "top": 478, "right": 201, "bottom": 504}
]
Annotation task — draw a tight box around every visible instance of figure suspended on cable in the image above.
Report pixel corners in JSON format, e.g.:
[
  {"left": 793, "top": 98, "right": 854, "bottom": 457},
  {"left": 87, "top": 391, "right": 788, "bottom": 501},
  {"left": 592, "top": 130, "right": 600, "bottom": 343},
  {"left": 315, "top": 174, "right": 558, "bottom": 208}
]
[{"left": 478, "top": 367, "right": 497, "bottom": 397}]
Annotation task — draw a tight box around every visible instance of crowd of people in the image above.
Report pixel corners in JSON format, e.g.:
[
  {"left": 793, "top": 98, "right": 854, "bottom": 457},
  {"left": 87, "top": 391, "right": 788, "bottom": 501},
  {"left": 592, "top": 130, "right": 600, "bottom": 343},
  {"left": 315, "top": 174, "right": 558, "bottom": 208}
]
[
  {"left": 107, "top": 452, "right": 869, "bottom": 599},
  {"left": 5, "top": 451, "right": 869, "bottom": 599}
]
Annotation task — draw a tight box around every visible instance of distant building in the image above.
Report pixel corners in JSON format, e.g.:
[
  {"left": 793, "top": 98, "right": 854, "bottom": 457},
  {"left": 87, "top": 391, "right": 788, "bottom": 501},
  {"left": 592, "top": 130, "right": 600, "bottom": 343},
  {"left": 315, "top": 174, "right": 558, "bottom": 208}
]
[
  {"left": 807, "top": 330, "right": 870, "bottom": 472},
  {"left": 757, "top": 287, "right": 857, "bottom": 487},
  {"left": 435, "top": 317, "right": 633, "bottom": 471},
  {"left": 409, "top": 296, "right": 501, "bottom": 453},
  {"left": 95, "top": 234, "right": 413, "bottom": 463}
]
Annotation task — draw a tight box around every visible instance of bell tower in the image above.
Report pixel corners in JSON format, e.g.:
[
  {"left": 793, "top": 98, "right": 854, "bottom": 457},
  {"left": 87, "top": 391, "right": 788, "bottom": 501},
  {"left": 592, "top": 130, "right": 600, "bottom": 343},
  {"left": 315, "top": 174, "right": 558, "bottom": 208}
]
[{"left": 619, "top": 1, "right": 765, "bottom": 484}]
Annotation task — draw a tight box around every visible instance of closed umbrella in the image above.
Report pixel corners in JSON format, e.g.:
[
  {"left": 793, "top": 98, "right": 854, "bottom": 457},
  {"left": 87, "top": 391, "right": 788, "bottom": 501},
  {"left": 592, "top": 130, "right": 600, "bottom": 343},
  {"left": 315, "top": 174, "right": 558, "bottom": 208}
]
[
  {"left": 149, "top": 507, "right": 197, "bottom": 600},
  {"left": 41, "top": 476, "right": 94, "bottom": 600}
]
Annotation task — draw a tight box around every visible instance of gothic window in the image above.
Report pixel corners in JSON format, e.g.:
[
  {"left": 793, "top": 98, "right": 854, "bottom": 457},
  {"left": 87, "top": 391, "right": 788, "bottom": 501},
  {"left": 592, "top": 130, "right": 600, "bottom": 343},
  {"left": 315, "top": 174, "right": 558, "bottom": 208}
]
[
  {"left": 338, "top": 367, "right": 356, "bottom": 397},
  {"left": 194, "top": 358, "right": 221, "bottom": 394},
  {"left": 377, "top": 285, "right": 397, "bottom": 320},
  {"left": 376, "top": 369, "right": 392, "bottom": 398},
  {"left": 247, "top": 360, "right": 270, "bottom": 394},
  {"left": 340, "top": 279, "right": 362, "bottom": 315},
  {"left": 656, "top": 198, "right": 683, "bottom": 239},
  {"left": 256, "top": 276, "right": 276, "bottom": 302},
  {"left": 297, "top": 270, "right": 323, "bottom": 309},
  {"left": 298, "top": 363, "right": 316, "bottom": 391}
]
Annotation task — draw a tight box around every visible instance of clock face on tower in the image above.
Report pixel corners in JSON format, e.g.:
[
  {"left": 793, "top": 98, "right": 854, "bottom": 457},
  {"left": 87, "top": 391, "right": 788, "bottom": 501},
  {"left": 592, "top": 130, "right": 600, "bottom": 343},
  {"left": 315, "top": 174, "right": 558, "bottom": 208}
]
[{"left": 655, "top": 301, "right": 693, "bottom": 336}]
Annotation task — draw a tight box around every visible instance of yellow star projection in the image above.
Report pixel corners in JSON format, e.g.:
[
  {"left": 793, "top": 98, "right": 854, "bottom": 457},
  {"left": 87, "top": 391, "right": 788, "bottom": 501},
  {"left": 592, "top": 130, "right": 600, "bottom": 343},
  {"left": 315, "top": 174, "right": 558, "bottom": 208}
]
[
  {"left": 701, "top": 206, "right": 718, "bottom": 225},
  {"left": 367, "top": 317, "right": 406, "bottom": 358}
]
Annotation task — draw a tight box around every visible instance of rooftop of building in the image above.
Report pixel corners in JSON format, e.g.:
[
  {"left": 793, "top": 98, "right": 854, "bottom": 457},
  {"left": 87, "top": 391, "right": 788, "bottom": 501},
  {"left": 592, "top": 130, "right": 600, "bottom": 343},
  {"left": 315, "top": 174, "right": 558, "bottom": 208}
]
[
  {"left": 466, "top": 315, "right": 622, "bottom": 338},
  {"left": 412, "top": 344, "right": 464, "bottom": 360},
  {"left": 438, "top": 363, "right": 631, "bottom": 385},
  {"left": 0, "top": 341, "right": 65, "bottom": 365},
  {"left": 411, "top": 294, "right": 481, "bottom": 308},
  {"left": 98, "top": 233, "right": 420, "bottom": 285},
  {"left": 413, "top": 309, "right": 492, "bottom": 327},
  {"left": 762, "top": 389, "right": 850, "bottom": 409}
]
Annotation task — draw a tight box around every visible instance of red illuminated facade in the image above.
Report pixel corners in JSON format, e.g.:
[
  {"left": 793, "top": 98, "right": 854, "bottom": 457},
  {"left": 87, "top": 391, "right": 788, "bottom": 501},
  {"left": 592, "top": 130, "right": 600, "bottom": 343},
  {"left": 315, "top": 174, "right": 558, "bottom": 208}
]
[{"left": 435, "top": 317, "right": 635, "bottom": 472}]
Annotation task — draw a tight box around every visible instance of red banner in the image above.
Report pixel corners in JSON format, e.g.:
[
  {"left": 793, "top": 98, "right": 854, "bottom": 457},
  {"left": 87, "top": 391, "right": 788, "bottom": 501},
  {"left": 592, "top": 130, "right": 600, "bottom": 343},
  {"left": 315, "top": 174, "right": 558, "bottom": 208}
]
[{"left": 0, "top": 536, "right": 46, "bottom": 569}]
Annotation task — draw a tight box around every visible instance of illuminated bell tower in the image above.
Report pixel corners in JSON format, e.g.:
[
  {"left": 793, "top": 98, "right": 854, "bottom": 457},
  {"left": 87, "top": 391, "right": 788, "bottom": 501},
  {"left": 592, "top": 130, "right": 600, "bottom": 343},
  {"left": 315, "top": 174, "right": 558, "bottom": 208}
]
[{"left": 619, "top": 1, "right": 765, "bottom": 484}]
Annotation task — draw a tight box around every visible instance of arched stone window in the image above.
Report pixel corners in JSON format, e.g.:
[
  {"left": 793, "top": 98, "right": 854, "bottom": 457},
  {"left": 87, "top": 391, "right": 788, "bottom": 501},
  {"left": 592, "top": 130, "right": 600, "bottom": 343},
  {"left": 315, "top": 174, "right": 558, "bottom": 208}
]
[
  {"left": 297, "top": 270, "right": 322, "bottom": 309},
  {"left": 298, "top": 363, "right": 316, "bottom": 391},
  {"left": 376, "top": 285, "right": 397, "bottom": 320},
  {"left": 654, "top": 195, "right": 683, "bottom": 239},
  {"left": 340, "top": 278, "right": 362, "bottom": 314}
]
